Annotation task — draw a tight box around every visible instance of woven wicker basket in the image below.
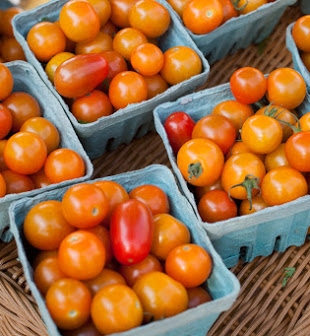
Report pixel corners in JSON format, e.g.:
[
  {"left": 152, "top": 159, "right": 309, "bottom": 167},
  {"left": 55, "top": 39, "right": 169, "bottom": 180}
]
[{"left": 2, "top": 2, "right": 310, "bottom": 335}]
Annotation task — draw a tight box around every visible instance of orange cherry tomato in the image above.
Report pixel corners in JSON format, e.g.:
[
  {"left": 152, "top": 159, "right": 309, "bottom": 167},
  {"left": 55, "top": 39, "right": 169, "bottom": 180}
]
[
  {"left": 1, "top": 169, "right": 35, "bottom": 194},
  {"left": 165, "top": 243, "right": 213, "bottom": 288},
  {"left": 58, "top": 230, "right": 106, "bottom": 280},
  {"left": 46, "top": 278, "right": 92, "bottom": 330},
  {"left": 44, "top": 148, "right": 86, "bottom": 183},
  {"left": 129, "top": 184, "right": 170, "bottom": 215},
  {"left": 26, "top": 21, "right": 67, "bottom": 63},
  {"left": 91, "top": 284, "right": 143, "bottom": 334},
  {"left": 132, "top": 271, "right": 188, "bottom": 322},
  {"left": 20, "top": 116, "right": 60, "bottom": 154},
  {"left": 119, "top": 254, "right": 163, "bottom": 286},
  {"left": 59, "top": 0, "right": 101, "bottom": 43},
  {"left": 128, "top": 0, "right": 171, "bottom": 38},
  {"left": 0, "top": 104, "right": 12, "bottom": 139},
  {"left": 187, "top": 286, "right": 212, "bottom": 308},
  {"left": 61, "top": 183, "right": 109, "bottom": 229},
  {"left": 182, "top": 0, "right": 224, "bottom": 35},
  {"left": 23, "top": 200, "right": 76, "bottom": 250},
  {"left": 108, "top": 71, "right": 148, "bottom": 109},
  {"left": 4, "top": 131, "right": 47, "bottom": 175},
  {"left": 160, "top": 46, "right": 202, "bottom": 85},
  {"left": 151, "top": 213, "right": 191, "bottom": 260}
]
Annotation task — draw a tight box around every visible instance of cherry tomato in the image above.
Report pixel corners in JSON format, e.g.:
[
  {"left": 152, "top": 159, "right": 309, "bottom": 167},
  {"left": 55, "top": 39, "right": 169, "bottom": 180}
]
[
  {"left": 119, "top": 254, "right": 163, "bottom": 286},
  {"left": 182, "top": 0, "right": 224, "bottom": 35},
  {"left": 75, "top": 31, "right": 113, "bottom": 54},
  {"left": 0, "top": 63, "right": 14, "bottom": 101},
  {"left": 165, "top": 243, "right": 212, "bottom": 288},
  {"left": 225, "top": 140, "right": 265, "bottom": 162},
  {"left": 211, "top": 99, "right": 254, "bottom": 132},
  {"left": 132, "top": 271, "right": 188, "bottom": 322},
  {"left": 129, "top": 184, "right": 170, "bottom": 215},
  {"left": 91, "top": 284, "right": 143, "bottom": 334},
  {"left": 166, "top": 0, "right": 191, "bottom": 16},
  {"left": 292, "top": 14, "right": 310, "bottom": 52},
  {"left": 229, "top": 67, "right": 267, "bottom": 105},
  {"left": 2, "top": 91, "right": 41, "bottom": 133},
  {"left": 33, "top": 256, "right": 66, "bottom": 296},
  {"left": 1, "top": 169, "right": 35, "bottom": 194},
  {"left": 239, "top": 194, "right": 269, "bottom": 215},
  {"left": 109, "top": 0, "right": 140, "bottom": 28},
  {"left": 187, "top": 286, "right": 212, "bottom": 308},
  {"left": 0, "top": 104, "right": 12, "bottom": 139},
  {"left": 266, "top": 68, "right": 306, "bottom": 110},
  {"left": 219, "top": 0, "right": 238, "bottom": 23},
  {"left": 112, "top": 27, "right": 148, "bottom": 61},
  {"left": 164, "top": 111, "right": 196, "bottom": 155},
  {"left": 44, "top": 148, "right": 86, "bottom": 183},
  {"left": 110, "top": 199, "right": 154, "bottom": 265},
  {"left": 143, "top": 73, "right": 169, "bottom": 99},
  {"left": 264, "top": 143, "right": 289, "bottom": 171},
  {"left": 0, "top": 7, "right": 23, "bottom": 38},
  {"left": 20, "top": 116, "right": 60, "bottom": 154},
  {"left": 298, "top": 111, "right": 310, "bottom": 131},
  {"left": 61, "top": 183, "right": 109, "bottom": 229},
  {"left": 256, "top": 104, "right": 297, "bottom": 142},
  {"left": 0, "top": 36, "right": 26, "bottom": 62},
  {"left": 59, "top": 0, "right": 101, "bottom": 43},
  {"left": 87, "top": 0, "right": 111, "bottom": 27},
  {"left": 83, "top": 268, "right": 127, "bottom": 296},
  {"left": 71, "top": 89, "right": 113, "bottom": 123},
  {"left": 160, "top": 46, "right": 202, "bottom": 85},
  {"left": 177, "top": 138, "right": 224, "bottom": 187},
  {"left": 240, "top": 114, "right": 283, "bottom": 154},
  {"left": 46, "top": 278, "right": 92, "bottom": 330},
  {"left": 221, "top": 152, "right": 266, "bottom": 200},
  {"left": 54, "top": 54, "right": 108, "bottom": 98},
  {"left": 130, "top": 42, "right": 164, "bottom": 76},
  {"left": 261, "top": 166, "right": 308, "bottom": 206},
  {"left": 30, "top": 168, "right": 52, "bottom": 189},
  {"left": 151, "top": 213, "right": 191, "bottom": 260},
  {"left": 285, "top": 131, "right": 310, "bottom": 172},
  {"left": 192, "top": 114, "right": 237, "bottom": 154},
  {"left": 23, "top": 200, "right": 76, "bottom": 250},
  {"left": 61, "top": 319, "right": 102, "bottom": 336},
  {"left": 4, "top": 131, "right": 47, "bottom": 175},
  {"left": 198, "top": 189, "right": 238, "bottom": 223},
  {"left": 128, "top": 0, "right": 171, "bottom": 38},
  {"left": 26, "top": 21, "right": 67, "bottom": 63},
  {"left": 58, "top": 230, "right": 106, "bottom": 280},
  {"left": 108, "top": 71, "right": 148, "bottom": 110}
]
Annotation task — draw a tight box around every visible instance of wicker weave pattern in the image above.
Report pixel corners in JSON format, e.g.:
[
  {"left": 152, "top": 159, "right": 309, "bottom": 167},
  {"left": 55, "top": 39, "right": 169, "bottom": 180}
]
[{"left": 1, "top": 3, "right": 308, "bottom": 336}]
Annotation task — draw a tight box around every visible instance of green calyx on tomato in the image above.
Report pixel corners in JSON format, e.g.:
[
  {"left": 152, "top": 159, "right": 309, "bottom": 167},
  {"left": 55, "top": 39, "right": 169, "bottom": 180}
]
[
  {"left": 188, "top": 162, "right": 203, "bottom": 181},
  {"left": 228, "top": 174, "right": 261, "bottom": 210}
]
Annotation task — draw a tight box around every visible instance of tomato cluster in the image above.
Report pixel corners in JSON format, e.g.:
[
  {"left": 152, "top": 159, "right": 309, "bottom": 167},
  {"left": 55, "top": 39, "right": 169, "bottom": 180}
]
[
  {"left": 292, "top": 14, "right": 310, "bottom": 72},
  {"left": 0, "top": 63, "right": 86, "bottom": 197},
  {"left": 24, "top": 180, "right": 213, "bottom": 334},
  {"left": 25, "top": 0, "right": 203, "bottom": 123},
  {"left": 167, "top": 0, "right": 275, "bottom": 35},
  {"left": 165, "top": 66, "right": 310, "bottom": 222},
  {"left": 0, "top": 6, "right": 26, "bottom": 62}
]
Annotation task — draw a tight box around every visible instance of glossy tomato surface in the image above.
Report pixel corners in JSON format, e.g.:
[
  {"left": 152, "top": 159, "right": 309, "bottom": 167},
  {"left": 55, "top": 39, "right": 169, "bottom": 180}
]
[
  {"left": 54, "top": 54, "right": 108, "bottom": 98},
  {"left": 110, "top": 199, "right": 154, "bottom": 265}
]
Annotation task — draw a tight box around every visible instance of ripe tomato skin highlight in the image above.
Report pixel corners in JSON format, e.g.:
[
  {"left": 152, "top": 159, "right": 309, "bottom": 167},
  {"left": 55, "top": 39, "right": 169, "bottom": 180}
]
[
  {"left": 54, "top": 54, "right": 109, "bottom": 98},
  {"left": 177, "top": 138, "right": 224, "bottom": 187},
  {"left": 261, "top": 166, "right": 308, "bottom": 206},
  {"left": 229, "top": 67, "right": 267, "bottom": 105},
  {"left": 164, "top": 111, "right": 196, "bottom": 155},
  {"left": 110, "top": 199, "right": 154, "bottom": 265}
]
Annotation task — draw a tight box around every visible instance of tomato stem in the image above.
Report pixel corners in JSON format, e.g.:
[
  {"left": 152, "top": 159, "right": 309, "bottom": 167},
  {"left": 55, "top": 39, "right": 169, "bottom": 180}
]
[
  {"left": 231, "top": 0, "right": 248, "bottom": 11},
  {"left": 228, "top": 174, "right": 261, "bottom": 210},
  {"left": 188, "top": 162, "right": 203, "bottom": 181}
]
